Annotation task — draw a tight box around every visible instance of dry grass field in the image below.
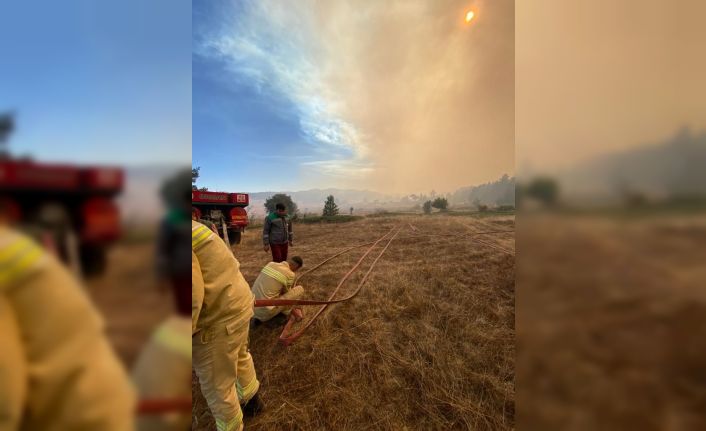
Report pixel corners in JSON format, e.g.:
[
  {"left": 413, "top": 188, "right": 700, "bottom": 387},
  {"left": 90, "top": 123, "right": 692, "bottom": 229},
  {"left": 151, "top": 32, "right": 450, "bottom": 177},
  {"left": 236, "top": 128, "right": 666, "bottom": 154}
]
[
  {"left": 517, "top": 213, "right": 706, "bottom": 430},
  {"left": 192, "top": 214, "right": 515, "bottom": 430},
  {"left": 88, "top": 233, "right": 173, "bottom": 367},
  {"left": 82, "top": 210, "right": 706, "bottom": 430}
]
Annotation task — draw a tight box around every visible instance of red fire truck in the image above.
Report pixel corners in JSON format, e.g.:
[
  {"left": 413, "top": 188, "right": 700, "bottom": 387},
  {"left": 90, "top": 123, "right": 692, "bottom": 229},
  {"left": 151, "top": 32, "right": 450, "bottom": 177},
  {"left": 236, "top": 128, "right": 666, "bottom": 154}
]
[
  {"left": 0, "top": 159, "right": 124, "bottom": 276},
  {"left": 0, "top": 114, "right": 124, "bottom": 276},
  {"left": 191, "top": 190, "right": 249, "bottom": 244}
]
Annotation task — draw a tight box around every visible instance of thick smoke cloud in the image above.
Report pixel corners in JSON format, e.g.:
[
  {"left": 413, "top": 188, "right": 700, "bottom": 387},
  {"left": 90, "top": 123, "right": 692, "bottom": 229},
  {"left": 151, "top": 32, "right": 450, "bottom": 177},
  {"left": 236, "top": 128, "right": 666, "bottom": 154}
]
[{"left": 198, "top": 0, "right": 514, "bottom": 193}]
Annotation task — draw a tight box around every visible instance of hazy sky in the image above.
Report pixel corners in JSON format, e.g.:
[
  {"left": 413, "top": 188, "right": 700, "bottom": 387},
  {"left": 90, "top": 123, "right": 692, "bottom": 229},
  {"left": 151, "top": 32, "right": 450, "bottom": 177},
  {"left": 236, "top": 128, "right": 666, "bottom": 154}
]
[
  {"left": 193, "top": 0, "right": 514, "bottom": 193},
  {"left": 516, "top": 0, "right": 706, "bottom": 174},
  {"left": 0, "top": 0, "right": 191, "bottom": 166}
]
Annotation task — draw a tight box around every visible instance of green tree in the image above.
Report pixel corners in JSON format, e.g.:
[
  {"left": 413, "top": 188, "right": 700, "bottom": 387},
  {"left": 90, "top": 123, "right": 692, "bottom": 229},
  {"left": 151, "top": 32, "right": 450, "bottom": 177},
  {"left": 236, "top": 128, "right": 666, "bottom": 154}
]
[
  {"left": 322, "top": 195, "right": 339, "bottom": 216},
  {"left": 423, "top": 200, "right": 432, "bottom": 214},
  {"left": 431, "top": 197, "right": 448, "bottom": 211},
  {"left": 191, "top": 167, "right": 208, "bottom": 191},
  {"left": 264, "top": 194, "right": 299, "bottom": 217},
  {"left": 526, "top": 177, "right": 559, "bottom": 207},
  {"left": 191, "top": 167, "right": 199, "bottom": 190},
  {"left": 0, "top": 112, "right": 14, "bottom": 145}
]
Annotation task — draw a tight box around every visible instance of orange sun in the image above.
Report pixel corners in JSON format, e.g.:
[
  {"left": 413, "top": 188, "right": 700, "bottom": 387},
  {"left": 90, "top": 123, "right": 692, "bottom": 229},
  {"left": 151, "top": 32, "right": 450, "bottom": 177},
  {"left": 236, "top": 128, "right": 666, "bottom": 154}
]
[{"left": 465, "top": 10, "right": 475, "bottom": 23}]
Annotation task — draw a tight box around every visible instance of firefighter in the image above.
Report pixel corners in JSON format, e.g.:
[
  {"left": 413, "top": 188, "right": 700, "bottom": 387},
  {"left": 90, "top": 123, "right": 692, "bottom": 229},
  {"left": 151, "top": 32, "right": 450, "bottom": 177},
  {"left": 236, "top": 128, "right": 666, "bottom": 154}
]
[
  {"left": 251, "top": 256, "right": 305, "bottom": 324},
  {"left": 0, "top": 204, "right": 136, "bottom": 430},
  {"left": 157, "top": 170, "right": 192, "bottom": 314},
  {"left": 263, "top": 202, "right": 293, "bottom": 262},
  {"left": 192, "top": 220, "right": 263, "bottom": 431},
  {"left": 132, "top": 169, "right": 192, "bottom": 431},
  {"left": 131, "top": 314, "right": 191, "bottom": 431}
]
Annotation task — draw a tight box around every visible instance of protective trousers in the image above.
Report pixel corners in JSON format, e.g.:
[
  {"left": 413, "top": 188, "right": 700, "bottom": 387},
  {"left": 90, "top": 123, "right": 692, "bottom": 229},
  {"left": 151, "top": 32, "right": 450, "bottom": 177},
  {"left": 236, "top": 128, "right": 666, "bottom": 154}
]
[
  {"left": 254, "top": 285, "right": 304, "bottom": 322},
  {"left": 192, "top": 318, "right": 259, "bottom": 431},
  {"left": 132, "top": 315, "right": 192, "bottom": 431}
]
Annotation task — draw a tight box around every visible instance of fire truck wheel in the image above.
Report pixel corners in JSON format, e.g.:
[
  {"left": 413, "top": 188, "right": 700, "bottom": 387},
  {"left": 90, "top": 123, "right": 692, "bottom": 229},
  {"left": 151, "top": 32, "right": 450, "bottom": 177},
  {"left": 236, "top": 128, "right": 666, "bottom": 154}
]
[
  {"left": 229, "top": 230, "right": 242, "bottom": 245},
  {"left": 80, "top": 245, "right": 108, "bottom": 277}
]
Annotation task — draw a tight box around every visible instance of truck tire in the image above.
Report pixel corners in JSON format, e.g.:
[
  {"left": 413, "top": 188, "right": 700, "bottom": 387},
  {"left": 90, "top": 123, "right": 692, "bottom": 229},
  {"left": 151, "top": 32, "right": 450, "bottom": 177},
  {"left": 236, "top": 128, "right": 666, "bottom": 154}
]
[
  {"left": 229, "top": 230, "right": 242, "bottom": 245},
  {"left": 80, "top": 245, "right": 108, "bottom": 277}
]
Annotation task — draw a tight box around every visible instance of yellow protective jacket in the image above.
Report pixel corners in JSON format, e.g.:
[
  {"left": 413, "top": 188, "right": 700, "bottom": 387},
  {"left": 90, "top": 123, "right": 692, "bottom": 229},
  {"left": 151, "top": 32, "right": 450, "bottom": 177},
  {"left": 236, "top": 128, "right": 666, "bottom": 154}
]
[
  {"left": 251, "top": 261, "right": 296, "bottom": 321},
  {"left": 0, "top": 226, "right": 136, "bottom": 431},
  {"left": 191, "top": 221, "right": 254, "bottom": 335},
  {"left": 0, "top": 296, "right": 26, "bottom": 430},
  {"left": 132, "top": 316, "right": 191, "bottom": 431}
]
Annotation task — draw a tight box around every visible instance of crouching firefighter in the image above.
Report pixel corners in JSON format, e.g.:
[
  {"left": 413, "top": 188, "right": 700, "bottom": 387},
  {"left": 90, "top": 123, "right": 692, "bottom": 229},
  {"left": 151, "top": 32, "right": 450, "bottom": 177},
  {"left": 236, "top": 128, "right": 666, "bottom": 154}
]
[
  {"left": 192, "top": 220, "right": 263, "bottom": 431},
  {"left": 251, "top": 257, "right": 305, "bottom": 324}
]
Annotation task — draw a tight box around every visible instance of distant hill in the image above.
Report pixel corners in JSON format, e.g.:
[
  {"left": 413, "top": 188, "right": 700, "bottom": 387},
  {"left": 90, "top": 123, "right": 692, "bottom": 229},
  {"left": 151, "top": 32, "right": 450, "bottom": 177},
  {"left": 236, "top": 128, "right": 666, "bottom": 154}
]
[
  {"left": 245, "top": 175, "right": 516, "bottom": 216},
  {"left": 126, "top": 167, "right": 515, "bottom": 220},
  {"left": 448, "top": 175, "right": 516, "bottom": 207},
  {"left": 556, "top": 127, "right": 706, "bottom": 203}
]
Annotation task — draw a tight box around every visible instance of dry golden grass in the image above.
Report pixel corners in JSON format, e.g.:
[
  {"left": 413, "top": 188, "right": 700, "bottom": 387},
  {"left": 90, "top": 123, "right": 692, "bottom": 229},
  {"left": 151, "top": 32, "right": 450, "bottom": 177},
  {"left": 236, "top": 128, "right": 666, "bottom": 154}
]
[
  {"left": 89, "top": 238, "right": 173, "bottom": 367},
  {"left": 192, "top": 214, "right": 515, "bottom": 430},
  {"left": 517, "top": 214, "right": 706, "bottom": 430}
]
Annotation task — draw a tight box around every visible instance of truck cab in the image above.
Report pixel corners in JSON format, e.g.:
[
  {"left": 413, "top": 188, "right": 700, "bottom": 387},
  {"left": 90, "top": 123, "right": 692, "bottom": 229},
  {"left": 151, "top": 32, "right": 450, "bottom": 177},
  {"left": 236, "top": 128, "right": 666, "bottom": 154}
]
[
  {"left": 191, "top": 190, "right": 249, "bottom": 244},
  {"left": 0, "top": 159, "right": 123, "bottom": 276}
]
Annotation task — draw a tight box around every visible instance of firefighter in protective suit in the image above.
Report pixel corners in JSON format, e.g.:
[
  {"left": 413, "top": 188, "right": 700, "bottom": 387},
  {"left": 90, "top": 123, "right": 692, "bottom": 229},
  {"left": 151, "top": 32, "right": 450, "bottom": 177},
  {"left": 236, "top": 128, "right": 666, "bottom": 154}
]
[
  {"left": 192, "top": 220, "right": 263, "bottom": 431},
  {"left": 132, "top": 169, "right": 192, "bottom": 431},
  {"left": 251, "top": 257, "right": 305, "bottom": 323},
  {"left": 0, "top": 220, "right": 136, "bottom": 430}
]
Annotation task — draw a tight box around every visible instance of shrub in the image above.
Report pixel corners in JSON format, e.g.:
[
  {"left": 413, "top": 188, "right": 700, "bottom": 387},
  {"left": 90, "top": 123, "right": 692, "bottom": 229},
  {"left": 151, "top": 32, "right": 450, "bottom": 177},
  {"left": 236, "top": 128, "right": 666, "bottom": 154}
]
[{"left": 423, "top": 200, "right": 432, "bottom": 214}]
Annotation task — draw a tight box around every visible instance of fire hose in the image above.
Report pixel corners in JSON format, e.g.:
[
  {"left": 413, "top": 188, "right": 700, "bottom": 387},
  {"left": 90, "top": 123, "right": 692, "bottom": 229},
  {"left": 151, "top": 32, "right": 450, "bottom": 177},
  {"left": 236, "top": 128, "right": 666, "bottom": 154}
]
[
  {"left": 250, "top": 226, "right": 400, "bottom": 345},
  {"left": 254, "top": 225, "right": 513, "bottom": 345},
  {"left": 278, "top": 226, "right": 401, "bottom": 345},
  {"left": 251, "top": 228, "right": 514, "bottom": 309},
  {"left": 137, "top": 398, "right": 192, "bottom": 414}
]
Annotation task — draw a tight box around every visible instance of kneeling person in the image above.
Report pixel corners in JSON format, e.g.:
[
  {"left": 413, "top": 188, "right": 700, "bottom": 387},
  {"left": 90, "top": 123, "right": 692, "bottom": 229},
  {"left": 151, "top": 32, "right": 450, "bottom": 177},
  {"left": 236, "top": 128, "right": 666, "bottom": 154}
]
[{"left": 252, "top": 256, "right": 305, "bottom": 323}]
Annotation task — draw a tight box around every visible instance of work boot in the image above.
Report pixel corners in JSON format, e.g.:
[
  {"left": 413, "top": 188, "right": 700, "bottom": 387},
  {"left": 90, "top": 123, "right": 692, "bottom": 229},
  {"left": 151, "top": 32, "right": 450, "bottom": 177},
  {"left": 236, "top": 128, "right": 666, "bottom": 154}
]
[{"left": 242, "top": 393, "right": 265, "bottom": 417}]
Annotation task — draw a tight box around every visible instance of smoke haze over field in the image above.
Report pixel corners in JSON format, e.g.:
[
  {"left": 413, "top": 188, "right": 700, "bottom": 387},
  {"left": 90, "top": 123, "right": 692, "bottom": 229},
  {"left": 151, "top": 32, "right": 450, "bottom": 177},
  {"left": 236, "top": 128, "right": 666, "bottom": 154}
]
[
  {"left": 517, "top": 0, "right": 706, "bottom": 174},
  {"left": 193, "top": 0, "right": 514, "bottom": 194}
]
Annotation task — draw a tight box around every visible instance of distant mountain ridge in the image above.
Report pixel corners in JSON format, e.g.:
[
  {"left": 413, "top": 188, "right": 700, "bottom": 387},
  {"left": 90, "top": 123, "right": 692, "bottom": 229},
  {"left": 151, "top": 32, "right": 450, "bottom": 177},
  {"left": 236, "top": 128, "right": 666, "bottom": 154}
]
[
  {"left": 556, "top": 127, "right": 706, "bottom": 203},
  {"left": 119, "top": 166, "right": 516, "bottom": 221},
  {"left": 245, "top": 175, "right": 516, "bottom": 216},
  {"left": 448, "top": 175, "right": 515, "bottom": 207}
]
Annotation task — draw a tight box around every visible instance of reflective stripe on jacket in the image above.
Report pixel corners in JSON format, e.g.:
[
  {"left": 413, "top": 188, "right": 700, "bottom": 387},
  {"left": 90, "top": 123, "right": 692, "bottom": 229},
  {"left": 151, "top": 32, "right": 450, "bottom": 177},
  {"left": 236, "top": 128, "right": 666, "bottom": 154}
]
[
  {"left": 192, "top": 221, "right": 254, "bottom": 335},
  {"left": 251, "top": 261, "right": 295, "bottom": 320},
  {"left": 0, "top": 226, "right": 136, "bottom": 431}
]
